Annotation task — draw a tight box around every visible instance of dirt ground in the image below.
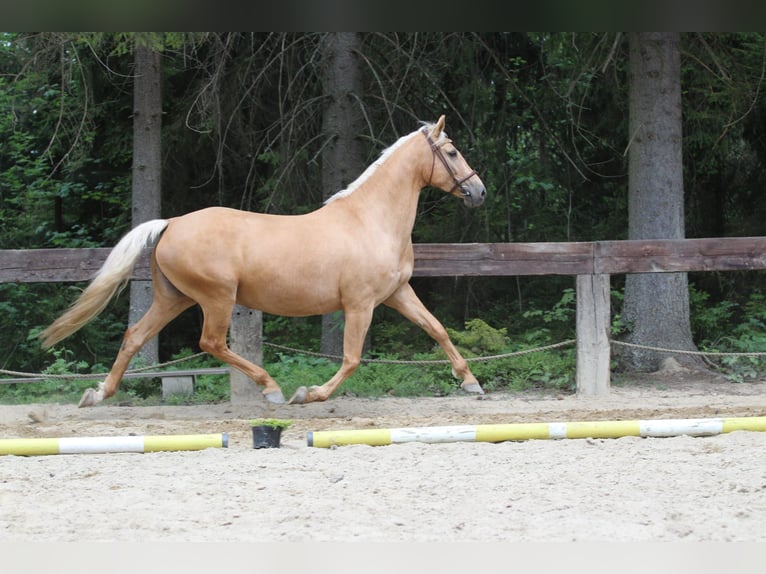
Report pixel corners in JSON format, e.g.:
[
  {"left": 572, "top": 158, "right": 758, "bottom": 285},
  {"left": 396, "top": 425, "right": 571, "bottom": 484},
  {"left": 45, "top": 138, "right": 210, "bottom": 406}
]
[{"left": 1, "top": 370, "right": 766, "bottom": 542}]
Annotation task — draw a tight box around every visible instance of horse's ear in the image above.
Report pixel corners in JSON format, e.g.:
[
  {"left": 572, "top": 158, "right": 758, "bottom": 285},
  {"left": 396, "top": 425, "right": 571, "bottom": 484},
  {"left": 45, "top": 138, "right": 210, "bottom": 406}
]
[{"left": 431, "top": 115, "right": 446, "bottom": 138}]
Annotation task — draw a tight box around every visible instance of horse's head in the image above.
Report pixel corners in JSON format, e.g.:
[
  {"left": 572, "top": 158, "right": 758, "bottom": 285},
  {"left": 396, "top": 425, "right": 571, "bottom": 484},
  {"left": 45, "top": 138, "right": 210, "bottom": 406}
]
[{"left": 423, "top": 115, "right": 486, "bottom": 208}]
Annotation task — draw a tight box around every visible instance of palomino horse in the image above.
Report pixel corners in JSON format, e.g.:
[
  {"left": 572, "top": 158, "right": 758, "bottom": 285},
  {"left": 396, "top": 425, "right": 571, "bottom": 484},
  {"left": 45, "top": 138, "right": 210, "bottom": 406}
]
[{"left": 40, "top": 115, "right": 487, "bottom": 406}]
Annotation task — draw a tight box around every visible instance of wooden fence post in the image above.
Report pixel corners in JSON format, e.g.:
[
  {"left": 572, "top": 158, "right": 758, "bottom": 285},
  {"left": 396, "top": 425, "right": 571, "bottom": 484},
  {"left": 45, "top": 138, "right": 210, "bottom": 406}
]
[
  {"left": 229, "top": 305, "right": 263, "bottom": 403},
  {"left": 576, "top": 274, "right": 611, "bottom": 395}
]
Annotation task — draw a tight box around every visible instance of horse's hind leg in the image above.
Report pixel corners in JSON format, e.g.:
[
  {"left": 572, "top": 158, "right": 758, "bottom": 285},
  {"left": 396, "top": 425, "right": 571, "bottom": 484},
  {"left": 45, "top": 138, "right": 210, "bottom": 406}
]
[
  {"left": 78, "top": 276, "right": 195, "bottom": 407},
  {"left": 383, "top": 283, "right": 484, "bottom": 395},
  {"left": 197, "top": 301, "right": 286, "bottom": 404}
]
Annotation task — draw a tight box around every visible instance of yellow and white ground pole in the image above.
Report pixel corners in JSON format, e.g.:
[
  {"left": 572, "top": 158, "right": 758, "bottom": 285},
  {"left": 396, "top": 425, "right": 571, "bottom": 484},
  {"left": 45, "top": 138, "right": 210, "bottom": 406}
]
[
  {"left": 307, "top": 416, "right": 766, "bottom": 448},
  {"left": 0, "top": 433, "right": 228, "bottom": 456}
]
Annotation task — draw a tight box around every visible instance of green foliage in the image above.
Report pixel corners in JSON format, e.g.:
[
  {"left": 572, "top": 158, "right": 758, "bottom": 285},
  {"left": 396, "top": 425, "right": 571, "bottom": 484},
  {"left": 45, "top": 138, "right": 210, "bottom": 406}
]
[
  {"left": 695, "top": 291, "right": 766, "bottom": 383},
  {"left": 441, "top": 317, "right": 574, "bottom": 393},
  {"left": 0, "top": 35, "right": 131, "bottom": 249},
  {"left": 263, "top": 355, "right": 336, "bottom": 398},
  {"left": 522, "top": 288, "right": 575, "bottom": 324},
  {"left": 0, "top": 311, "right": 576, "bottom": 404},
  {"left": 516, "top": 288, "right": 577, "bottom": 346},
  {"left": 262, "top": 315, "right": 321, "bottom": 363},
  {"left": 609, "top": 287, "right": 627, "bottom": 336},
  {"left": 368, "top": 319, "right": 423, "bottom": 357},
  {"left": 248, "top": 418, "right": 293, "bottom": 429},
  {"left": 689, "top": 284, "right": 737, "bottom": 341},
  {"left": 0, "top": 347, "right": 100, "bottom": 404},
  {"left": 4, "top": 32, "right": 766, "bottom": 402},
  {"left": 489, "top": 349, "right": 574, "bottom": 393},
  {"left": 447, "top": 318, "right": 508, "bottom": 354},
  {"left": 159, "top": 348, "right": 230, "bottom": 404}
]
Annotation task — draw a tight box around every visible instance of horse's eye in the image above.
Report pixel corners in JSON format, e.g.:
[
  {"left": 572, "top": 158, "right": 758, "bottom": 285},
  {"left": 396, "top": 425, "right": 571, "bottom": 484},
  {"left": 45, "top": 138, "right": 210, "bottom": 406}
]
[{"left": 447, "top": 149, "right": 458, "bottom": 158}]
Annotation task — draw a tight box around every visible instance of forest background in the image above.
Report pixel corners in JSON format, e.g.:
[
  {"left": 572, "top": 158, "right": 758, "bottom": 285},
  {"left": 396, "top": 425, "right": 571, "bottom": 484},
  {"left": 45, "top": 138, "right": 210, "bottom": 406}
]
[{"left": 2, "top": 32, "right": 766, "bottom": 404}]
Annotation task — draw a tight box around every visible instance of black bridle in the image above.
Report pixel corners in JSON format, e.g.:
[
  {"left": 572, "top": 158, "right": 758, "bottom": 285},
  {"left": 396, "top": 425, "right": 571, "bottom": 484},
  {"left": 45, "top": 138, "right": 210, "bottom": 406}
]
[{"left": 422, "top": 128, "right": 477, "bottom": 196}]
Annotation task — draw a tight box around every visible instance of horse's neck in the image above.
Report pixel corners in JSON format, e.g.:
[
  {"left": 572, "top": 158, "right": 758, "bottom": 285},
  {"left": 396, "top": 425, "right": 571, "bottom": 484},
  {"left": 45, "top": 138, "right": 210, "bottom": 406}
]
[{"left": 345, "top": 160, "right": 424, "bottom": 243}]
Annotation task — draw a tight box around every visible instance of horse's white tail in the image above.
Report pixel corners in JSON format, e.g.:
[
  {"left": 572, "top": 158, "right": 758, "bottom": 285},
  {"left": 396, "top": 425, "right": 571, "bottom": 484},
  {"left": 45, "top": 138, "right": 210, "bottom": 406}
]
[{"left": 39, "top": 219, "right": 170, "bottom": 349}]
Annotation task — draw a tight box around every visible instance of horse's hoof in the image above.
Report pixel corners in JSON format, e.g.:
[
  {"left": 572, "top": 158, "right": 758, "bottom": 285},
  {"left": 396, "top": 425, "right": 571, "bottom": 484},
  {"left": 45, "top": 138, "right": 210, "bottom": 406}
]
[
  {"left": 461, "top": 382, "right": 485, "bottom": 395},
  {"left": 288, "top": 386, "right": 309, "bottom": 405},
  {"left": 78, "top": 382, "right": 105, "bottom": 408},
  {"left": 78, "top": 388, "right": 98, "bottom": 408},
  {"left": 264, "top": 390, "right": 286, "bottom": 404}
]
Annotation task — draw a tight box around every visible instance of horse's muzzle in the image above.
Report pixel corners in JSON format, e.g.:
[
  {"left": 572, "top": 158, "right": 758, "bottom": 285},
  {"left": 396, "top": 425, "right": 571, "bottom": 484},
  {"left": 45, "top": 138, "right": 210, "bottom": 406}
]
[{"left": 460, "top": 184, "right": 486, "bottom": 208}]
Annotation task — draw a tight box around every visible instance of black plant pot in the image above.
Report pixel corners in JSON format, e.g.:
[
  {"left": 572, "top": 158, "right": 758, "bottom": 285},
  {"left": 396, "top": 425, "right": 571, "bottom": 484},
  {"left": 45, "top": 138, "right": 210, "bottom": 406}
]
[{"left": 251, "top": 425, "right": 283, "bottom": 449}]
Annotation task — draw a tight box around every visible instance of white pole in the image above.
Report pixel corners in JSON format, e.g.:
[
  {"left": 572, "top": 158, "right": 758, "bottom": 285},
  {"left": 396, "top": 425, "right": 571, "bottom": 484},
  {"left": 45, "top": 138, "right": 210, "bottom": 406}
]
[{"left": 307, "top": 416, "right": 766, "bottom": 448}]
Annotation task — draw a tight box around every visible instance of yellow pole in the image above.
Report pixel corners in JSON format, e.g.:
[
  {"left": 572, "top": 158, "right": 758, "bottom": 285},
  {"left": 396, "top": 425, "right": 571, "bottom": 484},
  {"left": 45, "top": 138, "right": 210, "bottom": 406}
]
[
  {"left": 307, "top": 416, "right": 766, "bottom": 448},
  {"left": 0, "top": 433, "right": 228, "bottom": 456},
  {"left": 0, "top": 438, "right": 60, "bottom": 456}
]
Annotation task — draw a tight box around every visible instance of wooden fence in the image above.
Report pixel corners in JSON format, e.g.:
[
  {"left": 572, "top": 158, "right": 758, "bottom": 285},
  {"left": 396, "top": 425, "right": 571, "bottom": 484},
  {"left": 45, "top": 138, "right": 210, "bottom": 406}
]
[{"left": 3, "top": 237, "right": 766, "bottom": 397}]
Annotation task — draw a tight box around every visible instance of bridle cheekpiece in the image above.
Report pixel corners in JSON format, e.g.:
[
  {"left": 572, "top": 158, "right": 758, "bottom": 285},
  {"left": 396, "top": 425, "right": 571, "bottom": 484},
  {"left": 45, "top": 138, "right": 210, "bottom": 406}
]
[{"left": 422, "top": 127, "right": 477, "bottom": 196}]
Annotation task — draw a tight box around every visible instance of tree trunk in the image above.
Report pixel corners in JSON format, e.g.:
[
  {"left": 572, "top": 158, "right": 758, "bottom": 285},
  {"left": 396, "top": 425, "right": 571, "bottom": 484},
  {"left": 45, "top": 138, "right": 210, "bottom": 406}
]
[
  {"left": 621, "top": 32, "right": 702, "bottom": 372},
  {"left": 129, "top": 39, "right": 162, "bottom": 367},
  {"left": 320, "top": 32, "right": 366, "bottom": 358}
]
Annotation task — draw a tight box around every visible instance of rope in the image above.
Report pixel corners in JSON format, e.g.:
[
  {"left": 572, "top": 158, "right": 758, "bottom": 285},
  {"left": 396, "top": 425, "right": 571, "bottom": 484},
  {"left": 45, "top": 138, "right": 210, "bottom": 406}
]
[
  {"left": 0, "top": 352, "right": 209, "bottom": 381},
  {"left": 2, "top": 337, "right": 764, "bottom": 383},
  {"left": 263, "top": 339, "right": 577, "bottom": 365},
  {"left": 0, "top": 341, "right": 577, "bottom": 381},
  {"left": 611, "top": 340, "right": 766, "bottom": 358}
]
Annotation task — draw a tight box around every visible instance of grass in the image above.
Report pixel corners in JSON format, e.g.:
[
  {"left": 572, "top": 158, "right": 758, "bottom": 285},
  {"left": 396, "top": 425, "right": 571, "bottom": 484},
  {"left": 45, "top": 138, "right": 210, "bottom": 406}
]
[
  {"left": 0, "top": 349, "right": 577, "bottom": 406},
  {"left": 0, "top": 320, "right": 578, "bottom": 405}
]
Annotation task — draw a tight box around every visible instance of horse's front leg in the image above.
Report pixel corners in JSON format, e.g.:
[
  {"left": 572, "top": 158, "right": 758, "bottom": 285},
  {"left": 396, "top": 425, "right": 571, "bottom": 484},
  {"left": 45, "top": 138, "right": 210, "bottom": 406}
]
[
  {"left": 383, "top": 283, "right": 484, "bottom": 395},
  {"left": 289, "top": 306, "right": 374, "bottom": 404}
]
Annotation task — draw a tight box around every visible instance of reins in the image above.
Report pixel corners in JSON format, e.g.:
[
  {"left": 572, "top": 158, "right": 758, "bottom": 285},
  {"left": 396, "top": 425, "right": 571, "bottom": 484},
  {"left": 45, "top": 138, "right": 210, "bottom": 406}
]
[{"left": 422, "top": 128, "right": 477, "bottom": 195}]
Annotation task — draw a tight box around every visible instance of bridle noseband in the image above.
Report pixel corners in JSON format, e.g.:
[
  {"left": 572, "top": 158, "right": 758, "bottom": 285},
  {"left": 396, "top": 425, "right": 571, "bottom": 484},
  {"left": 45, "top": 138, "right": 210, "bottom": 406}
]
[{"left": 422, "top": 128, "right": 477, "bottom": 196}]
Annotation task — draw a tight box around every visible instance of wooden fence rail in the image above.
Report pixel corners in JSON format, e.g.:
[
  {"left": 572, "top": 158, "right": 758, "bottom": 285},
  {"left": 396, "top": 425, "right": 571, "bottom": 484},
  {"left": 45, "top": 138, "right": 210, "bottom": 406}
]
[
  {"left": 3, "top": 236, "right": 766, "bottom": 398},
  {"left": 4, "top": 237, "right": 766, "bottom": 282}
]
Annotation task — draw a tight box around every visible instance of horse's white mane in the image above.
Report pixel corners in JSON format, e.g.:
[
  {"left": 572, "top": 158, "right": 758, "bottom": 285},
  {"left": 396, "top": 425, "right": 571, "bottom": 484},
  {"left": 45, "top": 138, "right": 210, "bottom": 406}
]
[{"left": 324, "top": 121, "right": 447, "bottom": 205}]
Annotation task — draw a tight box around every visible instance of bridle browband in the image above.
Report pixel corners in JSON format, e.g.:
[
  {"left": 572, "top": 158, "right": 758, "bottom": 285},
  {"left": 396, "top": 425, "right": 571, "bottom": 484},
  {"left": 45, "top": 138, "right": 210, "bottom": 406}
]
[{"left": 422, "top": 128, "right": 477, "bottom": 196}]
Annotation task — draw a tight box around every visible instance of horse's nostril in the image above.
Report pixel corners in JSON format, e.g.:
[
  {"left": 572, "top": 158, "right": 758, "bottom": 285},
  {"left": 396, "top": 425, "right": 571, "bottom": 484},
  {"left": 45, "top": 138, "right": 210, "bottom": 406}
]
[{"left": 481, "top": 188, "right": 486, "bottom": 197}]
